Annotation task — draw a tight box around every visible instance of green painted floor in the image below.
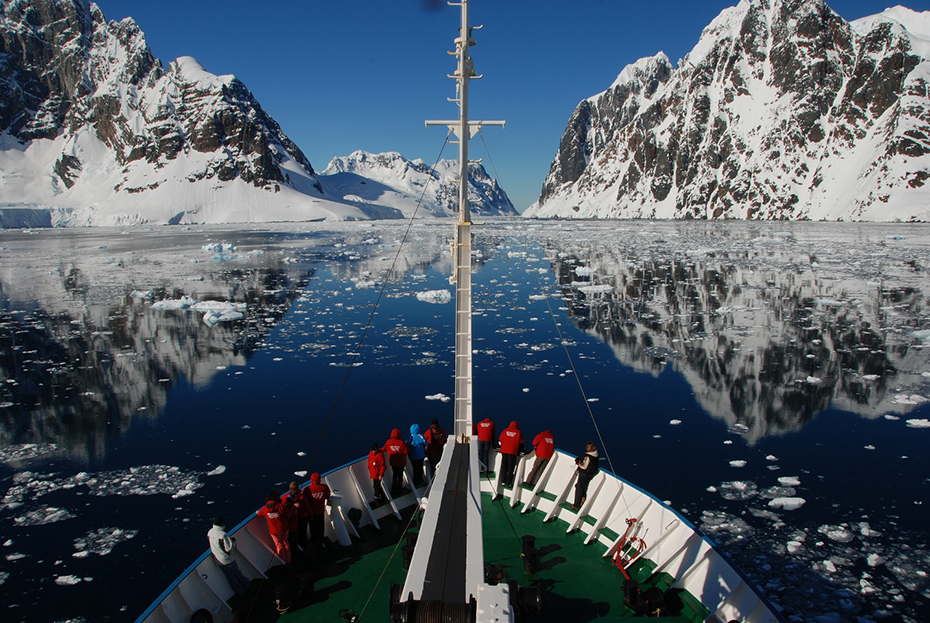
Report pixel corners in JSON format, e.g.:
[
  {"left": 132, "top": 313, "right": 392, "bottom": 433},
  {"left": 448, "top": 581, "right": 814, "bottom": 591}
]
[{"left": 240, "top": 493, "right": 708, "bottom": 622}]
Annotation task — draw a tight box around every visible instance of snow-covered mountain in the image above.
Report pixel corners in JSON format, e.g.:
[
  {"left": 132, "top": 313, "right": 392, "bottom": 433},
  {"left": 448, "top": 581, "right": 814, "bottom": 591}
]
[
  {"left": 526, "top": 0, "right": 930, "bottom": 221},
  {"left": 0, "top": 1, "right": 515, "bottom": 226},
  {"left": 321, "top": 150, "right": 517, "bottom": 218}
]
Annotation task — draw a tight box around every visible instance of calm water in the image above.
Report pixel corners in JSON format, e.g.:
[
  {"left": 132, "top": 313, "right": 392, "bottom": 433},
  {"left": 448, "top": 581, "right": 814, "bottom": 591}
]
[{"left": 0, "top": 220, "right": 928, "bottom": 622}]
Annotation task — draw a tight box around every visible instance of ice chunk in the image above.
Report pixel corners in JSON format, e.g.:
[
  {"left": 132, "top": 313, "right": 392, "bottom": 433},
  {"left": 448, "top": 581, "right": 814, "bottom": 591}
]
[
  {"left": 818, "top": 524, "right": 856, "bottom": 543},
  {"left": 768, "top": 497, "right": 806, "bottom": 510},
  {"left": 206, "top": 465, "right": 226, "bottom": 476},
  {"left": 72, "top": 527, "right": 138, "bottom": 557},
  {"left": 718, "top": 481, "right": 758, "bottom": 500},
  {"left": 777, "top": 476, "right": 801, "bottom": 486},
  {"left": 425, "top": 393, "right": 450, "bottom": 402},
  {"left": 669, "top": 419, "right": 682, "bottom": 425},
  {"left": 416, "top": 290, "right": 452, "bottom": 304},
  {"left": 13, "top": 506, "right": 75, "bottom": 526},
  {"left": 729, "top": 460, "right": 747, "bottom": 468},
  {"left": 867, "top": 553, "right": 885, "bottom": 567},
  {"left": 54, "top": 575, "right": 82, "bottom": 586},
  {"left": 905, "top": 418, "right": 930, "bottom": 428}
]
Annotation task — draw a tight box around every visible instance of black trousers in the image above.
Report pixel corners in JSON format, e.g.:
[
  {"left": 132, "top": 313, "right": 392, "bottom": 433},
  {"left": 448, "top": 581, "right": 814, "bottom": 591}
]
[
  {"left": 501, "top": 453, "right": 518, "bottom": 486},
  {"left": 574, "top": 472, "right": 594, "bottom": 508}
]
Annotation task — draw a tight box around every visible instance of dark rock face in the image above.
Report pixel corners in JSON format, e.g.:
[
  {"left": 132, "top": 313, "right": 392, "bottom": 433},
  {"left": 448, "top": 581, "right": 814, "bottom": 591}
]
[
  {"left": 532, "top": 0, "right": 930, "bottom": 221},
  {"left": 0, "top": 0, "right": 321, "bottom": 197}
]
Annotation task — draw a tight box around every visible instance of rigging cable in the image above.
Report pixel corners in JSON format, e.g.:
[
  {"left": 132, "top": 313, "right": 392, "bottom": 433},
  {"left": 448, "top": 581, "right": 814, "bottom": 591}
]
[
  {"left": 476, "top": 129, "right": 617, "bottom": 476},
  {"left": 305, "top": 134, "right": 452, "bottom": 474}
]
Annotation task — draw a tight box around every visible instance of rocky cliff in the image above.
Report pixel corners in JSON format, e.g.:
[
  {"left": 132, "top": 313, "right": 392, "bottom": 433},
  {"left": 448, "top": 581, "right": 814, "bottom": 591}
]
[
  {"left": 0, "top": 1, "right": 515, "bottom": 225},
  {"left": 526, "top": 0, "right": 930, "bottom": 221}
]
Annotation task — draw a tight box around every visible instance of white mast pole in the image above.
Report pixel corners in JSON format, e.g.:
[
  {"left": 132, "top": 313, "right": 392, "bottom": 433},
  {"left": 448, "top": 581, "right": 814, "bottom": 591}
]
[{"left": 426, "top": 0, "right": 503, "bottom": 442}]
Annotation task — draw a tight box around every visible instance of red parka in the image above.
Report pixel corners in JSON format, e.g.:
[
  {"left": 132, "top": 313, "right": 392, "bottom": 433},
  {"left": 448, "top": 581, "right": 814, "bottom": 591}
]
[
  {"left": 368, "top": 449, "right": 386, "bottom": 479},
  {"left": 475, "top": 418, "right": 495, "bottom": 442},
  {"left": 499, "top": 421, "right": 524, "bottom": 456},
  {"left": 424, "top": 424, "right": 447, "bottom": 455},
  {"left": 257, "top": 499, "right": 289, "bottom": 536},
  {"left": 532, "top": 430, "right": 555, "bottom": 460},
  {"left": 303, "top": 473, "right": 331, "bottom": 516},
  {"left": 282, "top": 489, "right": 310, "bottom": 520},
  {"left": 383, "top": 429, "right": 408, "bottom": 467}
]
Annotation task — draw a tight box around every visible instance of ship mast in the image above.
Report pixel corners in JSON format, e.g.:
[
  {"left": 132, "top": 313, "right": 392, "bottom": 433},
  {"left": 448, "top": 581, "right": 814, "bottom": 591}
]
[
  {"left": 427, "top": 0, "right": 504, "bottom": 441},
  {"left": 396, "top": 2, "right": 506, "bottom": 617}
]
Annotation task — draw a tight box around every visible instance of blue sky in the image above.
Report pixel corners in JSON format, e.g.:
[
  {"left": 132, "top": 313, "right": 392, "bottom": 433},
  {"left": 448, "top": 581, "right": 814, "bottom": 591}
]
[{"left": 101, "top": 0, "right": 930, "bottom": 211}]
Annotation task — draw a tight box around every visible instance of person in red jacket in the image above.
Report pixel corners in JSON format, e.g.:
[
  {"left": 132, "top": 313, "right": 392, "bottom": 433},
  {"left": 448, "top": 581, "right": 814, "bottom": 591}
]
[
  {"left": 383, "top": 428, "right": 408, "bottom": 496},
  {"left": 368, "top": 442, "right": 387, "bottom": 505},
  {"left": 257, "top": 491, "right": 291, "bottom": 564},
  {"left": 303, "top": 473, "right": 331, "bottom": 545},
  {"left": 424, "top": 418, "right": 447, "bottom": 477},
  {"left": 474, "top": 418, "right": 496, "bottom": 474},
  {"left": 282, "top": 481, "right": 310, "bottom": 554},
  {"left": 525, "top": 429, "right": 555, "bottom": 487},
  {"left": 498, "top": 421, "right": 525, "bottom": 488}
]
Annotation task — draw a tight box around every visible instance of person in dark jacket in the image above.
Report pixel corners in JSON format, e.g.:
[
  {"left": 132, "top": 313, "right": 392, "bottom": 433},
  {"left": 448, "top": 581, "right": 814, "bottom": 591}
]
[
  {"left": 424, "top": 418, "right": 447, "bottom": 477},
  {"left": 282, "top": 482, "right": 310, "bottom": 554},
  {"left": 525, "top": 429, "right": 555, "bottom": 487},
  {"left": 572, "top": 442, "right": 599, "bottom": 510},
  {"left": 498, "top": 421, "right": 524, "bottom": 487},
  {"left": 383, "top": 428, "right": 409, "bottom": 496},
  {"left": 303, "top": 473, "right": 332, "bottom": 545},
  {"left": 368, "top": 442, "right": 387, "bottom": 505},
  {"left": 408, "top": 423, "right": 427, "bottom": 487},
  {"left": 474, "top": 417, "right": 495, "bottom": 473}
]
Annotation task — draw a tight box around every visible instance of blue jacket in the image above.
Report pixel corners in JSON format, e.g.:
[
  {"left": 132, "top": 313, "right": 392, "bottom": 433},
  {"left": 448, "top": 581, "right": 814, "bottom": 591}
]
[{"left": 408, "top": 424, "right": 427, "bottom": 460}]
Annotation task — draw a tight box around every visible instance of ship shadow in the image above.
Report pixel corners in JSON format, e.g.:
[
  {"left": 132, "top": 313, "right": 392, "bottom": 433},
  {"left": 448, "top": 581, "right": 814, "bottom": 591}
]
[{"left": 532, "top": 577, "right": 612, "bottom": 621}]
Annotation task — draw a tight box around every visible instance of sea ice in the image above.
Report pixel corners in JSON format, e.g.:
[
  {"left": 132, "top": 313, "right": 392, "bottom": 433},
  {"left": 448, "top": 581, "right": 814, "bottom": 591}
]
[
  {"left": 206, "top": 465, "right": 226, "bottom": 476},
  {"left": 54, "top": 575, "right": 82, "bottom": 586},
  {"left": 72, "top": 527, "right": 138, "bottom": 556},
  {"left": 669, "top": 419, "right": 682, "bottom": 425},
  {"left": 416, "top": 290, "right": 451, "bottom": 304},
  {"left": 778, "top": 476, "right": 801, "bottom": 486},
  {"left": 718, "top": 481, "right": 758, "bottom": 500},
  {"left": 729, "top": 460, "right": 747, "bottom": 468},
  {"left": 818, "top": 524, "right": 856, "bottom": 543},
  {"left": 905, "top": 418, "right": 930, "bottom": 428},
  {"left": 768, "top": 497, "right": 806, "bottom": 510},
  {"left": 425, "top": 393, "right": 450, "bottom": 402},
  {"left": 14, "top": 506, "right": 76, "bottom": 526}
]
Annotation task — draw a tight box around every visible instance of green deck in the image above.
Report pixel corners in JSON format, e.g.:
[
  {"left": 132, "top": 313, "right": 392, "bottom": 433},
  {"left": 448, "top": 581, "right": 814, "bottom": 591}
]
[{"left": 238, "top": 493, "right": 709, "bottom": 622}]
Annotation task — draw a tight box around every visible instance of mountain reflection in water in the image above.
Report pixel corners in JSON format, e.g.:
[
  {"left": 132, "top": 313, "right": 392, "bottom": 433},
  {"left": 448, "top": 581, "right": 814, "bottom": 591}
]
[
  {"left": 545, "top": 223, "right": 930, "bottom": 442},
  {"left": 0, "top": 220, "right": 927, "bottom": 623}
]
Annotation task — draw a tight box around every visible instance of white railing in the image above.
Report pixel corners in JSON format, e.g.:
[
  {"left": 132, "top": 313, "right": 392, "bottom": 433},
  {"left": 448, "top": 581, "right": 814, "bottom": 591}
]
[{"left": 138, "top": 448, "right": 782, "bottom": 623}]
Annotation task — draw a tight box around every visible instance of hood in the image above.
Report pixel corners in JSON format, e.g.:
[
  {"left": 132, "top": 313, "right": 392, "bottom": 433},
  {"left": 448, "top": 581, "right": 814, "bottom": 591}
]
[
  {"left": 310, "top": 473, "right": 321, "bottom": 484},
  {"left": 410, "top": 423, "right": 421, "bottom": 435},
  {"left": 587, "top": 450, "right": 599, "bottom": 457},
  {"left": 509, "top": 421, "right": 519, "bottom": 428},
  {"left": 391, "top": 428, "right": 400, "bottom": 438}
]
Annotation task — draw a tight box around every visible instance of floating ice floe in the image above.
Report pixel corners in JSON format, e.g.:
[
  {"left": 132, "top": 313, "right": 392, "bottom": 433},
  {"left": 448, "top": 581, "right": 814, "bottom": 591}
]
[
  {"left": 14, "top": 506, "right": 75, "bottom": 526},
  {"left": 718, "top": 481, "right": 758, "bottom": 500},
  {"left": 778, "top": 476, "right": 801, "bottom": 486},
  {"left": 669, "top": 419, "right": 682, "bottom": 425},
  {"left": 72, "top": 527, "right": 138, "bottom": 557},
  {"left": 768, "top": 497, "right": 806, "bottom": 511},
  {"left": 0, "top": 443, "right": 60, "bottom": 465},
  {"left": 294, "top": 470, "right": 307, "bottom": 478},
  {"left": 206, "top": 465, "right": 226, "bottom": 476},
  {"left": 905, "top": 418, "right": 930, "bottom": 428},
  {"left": 425, "top": 393, "right": 450, "bottom": 402},
  {"left": 416, "top": 290, "right": 451, "bottom": 304},
  {"left": 892, "top": 394, "right": 928, "bottom": 405},
  {"left": 818, "top": 524, "right": 856, "bottom": 543},
  {"left": 729, "top": 460, "right": 747, "bottom": 468},
  {"left": 54, "top": 575, "right": 83, "bottom": 586},
  {"left": 577, "top": 284, "right": 613, "bottom": 295}
]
